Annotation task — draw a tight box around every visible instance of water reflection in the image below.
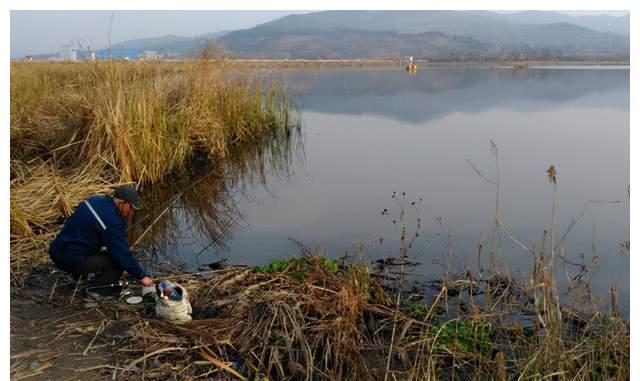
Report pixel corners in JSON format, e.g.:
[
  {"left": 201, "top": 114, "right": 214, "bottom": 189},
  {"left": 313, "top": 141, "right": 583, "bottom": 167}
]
[
  {"left": 132, "top": 163, "right": 236, "bottom": 270},
  {"left": 287, "top": 67, "right": 629, "bottom": 123},
  {"left": 133, "top": 66, "right": 628, "bottom": 314},
  {"left": 133, "top": 121, "right": 303, "bottom": 272}
]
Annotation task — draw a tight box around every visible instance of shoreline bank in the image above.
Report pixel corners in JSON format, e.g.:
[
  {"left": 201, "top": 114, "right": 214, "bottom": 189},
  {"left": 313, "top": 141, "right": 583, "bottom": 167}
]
[{"left": 11, "top": 255, "right": 630, "bottom": 380}]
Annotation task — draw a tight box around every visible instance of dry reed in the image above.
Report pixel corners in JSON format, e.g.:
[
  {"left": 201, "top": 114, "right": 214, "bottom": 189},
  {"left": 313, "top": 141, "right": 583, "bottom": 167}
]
[{"left": 10, "top": 56, "right": 300, "bottom": 277}]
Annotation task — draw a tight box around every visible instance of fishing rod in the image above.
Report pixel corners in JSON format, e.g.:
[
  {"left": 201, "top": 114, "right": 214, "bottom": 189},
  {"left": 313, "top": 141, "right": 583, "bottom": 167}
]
[
  {"left": 153, "top": 267, "right": 246, "bottom": 282},
  {"left": 85, "top": 280, "right": 131, "bottom": 291},
  {"left": 84, "top": 265, "right": 242, "bottom": 291},
  {"left": 125, "top": 167, "right": 226, "bottom": 234},
  {"left": 193, "top": 224, "right": 234, "bottom": 258}
]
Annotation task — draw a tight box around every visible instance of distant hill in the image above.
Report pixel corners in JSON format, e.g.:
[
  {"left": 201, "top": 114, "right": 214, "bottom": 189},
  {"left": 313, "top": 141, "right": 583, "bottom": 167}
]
[
  {"left": 218, "top": 11, "right": 629, "bottom": 59},
  {"left": 499, "top": 11, "right": 630, "bottom": 35},
  {"left": 220, "top": 29, "right": 493, "bottom": 59},
  {"left": 241, "top": 11, "right": 629, "bottom": 39},
  {"left": 110, "top": 31, "right": 229, "bottom": 57}
]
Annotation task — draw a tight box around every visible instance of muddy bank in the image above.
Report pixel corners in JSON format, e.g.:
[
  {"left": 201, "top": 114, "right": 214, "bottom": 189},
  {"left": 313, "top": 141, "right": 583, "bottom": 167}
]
[{"left": 10, "top": 254, "right": 630, "bottom": 380}]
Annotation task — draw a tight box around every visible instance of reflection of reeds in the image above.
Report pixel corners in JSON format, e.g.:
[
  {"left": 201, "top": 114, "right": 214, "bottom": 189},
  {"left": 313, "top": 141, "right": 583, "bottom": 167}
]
[
  {"left": 130, "top": 122, "right": 303, "bottom": 267},
  {"left": 132, "top": 164, "right": 237, "bottom": 260}
]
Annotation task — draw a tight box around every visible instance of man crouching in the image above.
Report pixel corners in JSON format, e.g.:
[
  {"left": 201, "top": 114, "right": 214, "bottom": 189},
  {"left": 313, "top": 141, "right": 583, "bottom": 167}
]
[{"left": 49, "top": 185, "right": 154, "bottom": 299}]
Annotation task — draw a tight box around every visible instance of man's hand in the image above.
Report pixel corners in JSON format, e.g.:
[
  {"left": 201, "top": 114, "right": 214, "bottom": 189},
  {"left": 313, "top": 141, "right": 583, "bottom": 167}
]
[{"left": 141, "top": 277, "right": 154, "bottom": 287}]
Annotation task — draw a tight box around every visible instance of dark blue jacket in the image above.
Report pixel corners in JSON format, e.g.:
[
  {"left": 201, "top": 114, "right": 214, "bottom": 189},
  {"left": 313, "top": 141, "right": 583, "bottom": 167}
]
[{"left": 49, "top": 195, "right": 146, "bottom": 279}]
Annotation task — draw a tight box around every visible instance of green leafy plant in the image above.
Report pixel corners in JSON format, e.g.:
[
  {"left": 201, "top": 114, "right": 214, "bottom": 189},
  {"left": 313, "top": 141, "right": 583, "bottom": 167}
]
[
  {"left": 408, "top": 303, "right": 429, "bottom": 320},
  {"left": 429, "top": 321, "right": 493, "bottom": 355},
  {"left": 254, "top": 256, "right": 342, "bottom": 279}
]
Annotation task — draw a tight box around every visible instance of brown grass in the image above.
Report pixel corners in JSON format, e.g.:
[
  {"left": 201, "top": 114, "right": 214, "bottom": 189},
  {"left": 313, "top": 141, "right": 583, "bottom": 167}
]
[{"left": 49, "top": 248, "right": 623, "bottom": 380}]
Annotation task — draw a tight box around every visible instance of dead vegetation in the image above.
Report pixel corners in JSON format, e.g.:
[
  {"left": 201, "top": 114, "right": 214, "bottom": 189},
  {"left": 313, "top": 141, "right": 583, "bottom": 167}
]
[{"left": 12, "top": 242, "right": 628, "bottom": 381}]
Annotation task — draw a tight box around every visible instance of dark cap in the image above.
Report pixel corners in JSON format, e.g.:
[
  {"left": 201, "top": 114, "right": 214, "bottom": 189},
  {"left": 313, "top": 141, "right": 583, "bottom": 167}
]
[{"left": 113, "top": 185, "right": 142, "bottom": 210}]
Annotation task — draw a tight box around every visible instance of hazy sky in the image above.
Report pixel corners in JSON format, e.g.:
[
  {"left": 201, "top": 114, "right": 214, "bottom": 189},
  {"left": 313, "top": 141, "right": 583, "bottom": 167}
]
[
  {"left": 10, "top": 10, "right": 313, "bottom": 57},
  {"left": 10, "top": 10, "right": 629, "bottom": 58}
]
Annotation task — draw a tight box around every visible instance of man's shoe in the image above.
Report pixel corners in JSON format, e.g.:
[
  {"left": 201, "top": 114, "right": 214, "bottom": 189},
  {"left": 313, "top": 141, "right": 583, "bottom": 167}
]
[{"left": 81, "top": 288, "right": 116, "bottom": 301}]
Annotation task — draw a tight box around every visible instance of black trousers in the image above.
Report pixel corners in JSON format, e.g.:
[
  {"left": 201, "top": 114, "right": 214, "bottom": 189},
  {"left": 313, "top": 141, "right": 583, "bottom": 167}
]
[{"left": 54, "top": 254, "right": 124, "bottom": 296}]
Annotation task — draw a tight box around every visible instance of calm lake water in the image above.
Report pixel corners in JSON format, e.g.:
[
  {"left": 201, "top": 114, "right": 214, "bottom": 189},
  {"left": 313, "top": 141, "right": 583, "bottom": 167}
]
[{"left": 145, "top": 66, "right": 629, "bottom": 313}]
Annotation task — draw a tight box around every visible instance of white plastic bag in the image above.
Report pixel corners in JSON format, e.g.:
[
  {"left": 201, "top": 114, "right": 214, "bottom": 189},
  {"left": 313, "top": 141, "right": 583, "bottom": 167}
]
[{"left": 155, "top": 282, "right": 192, "bottom": 323}]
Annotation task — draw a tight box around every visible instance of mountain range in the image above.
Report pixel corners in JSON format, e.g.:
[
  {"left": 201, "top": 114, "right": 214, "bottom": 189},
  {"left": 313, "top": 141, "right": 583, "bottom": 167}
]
[
  {"left": 44, "top": 11, "right": 631, "bottom": 61},
  {"left": 109, "top": 31, "right": 228, "bottom": 57},
  {"left": 216, "top": 11, "right": 629, "bottom": 59},
  {"left": 235, "top": 11, "right": 629, "bottom": 36}
]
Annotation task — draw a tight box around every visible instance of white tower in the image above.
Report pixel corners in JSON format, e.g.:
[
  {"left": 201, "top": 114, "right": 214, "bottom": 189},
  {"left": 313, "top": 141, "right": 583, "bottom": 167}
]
[{"left": 61, "top": 45, "right": 77, "bottom": 61}]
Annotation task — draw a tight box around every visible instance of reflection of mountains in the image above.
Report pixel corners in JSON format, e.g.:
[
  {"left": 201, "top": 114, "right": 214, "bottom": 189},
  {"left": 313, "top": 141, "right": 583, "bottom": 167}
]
[{"left": 287, "top": 68, "right": 629, "bottom": 123}]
